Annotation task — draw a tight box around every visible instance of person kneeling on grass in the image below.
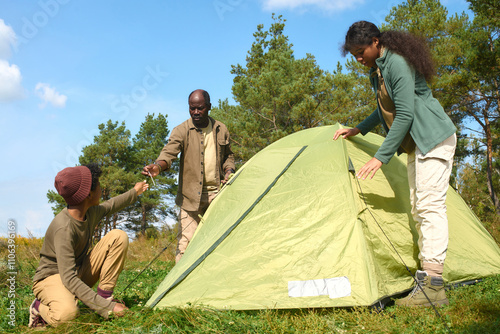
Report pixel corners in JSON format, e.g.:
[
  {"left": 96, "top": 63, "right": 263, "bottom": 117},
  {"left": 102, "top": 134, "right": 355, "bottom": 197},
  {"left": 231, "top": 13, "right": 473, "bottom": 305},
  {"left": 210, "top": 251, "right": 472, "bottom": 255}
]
[{"left": 29, "top": 163, "right": 149, "bottom": 328}]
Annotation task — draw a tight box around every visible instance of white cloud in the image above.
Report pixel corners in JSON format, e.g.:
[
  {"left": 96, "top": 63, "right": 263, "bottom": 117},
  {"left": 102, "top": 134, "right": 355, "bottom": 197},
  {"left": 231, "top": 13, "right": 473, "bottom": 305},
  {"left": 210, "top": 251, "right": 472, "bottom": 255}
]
[
  {"left": 261, "top": 0, "right": 365, "bottom": 12},
  {"left": 0, "top": 19, "right": 16, "bottom": 59},
  {"left": 0, "top": 59, "right": 24, "bottom": 101},
  {"left": 0, "top": 19, "right": 23, "bottom": 102},
  {"left": 35, "top": 83, "right": 67, "bottom": 108}
]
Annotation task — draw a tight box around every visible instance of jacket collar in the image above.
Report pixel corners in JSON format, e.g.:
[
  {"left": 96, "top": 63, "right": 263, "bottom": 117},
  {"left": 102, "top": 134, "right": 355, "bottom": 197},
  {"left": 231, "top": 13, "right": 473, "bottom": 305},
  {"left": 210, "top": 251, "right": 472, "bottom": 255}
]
[
  {"left": 370, "top": 48, "right": 391, "bottom": 77},
  {"left": 187, "top": 116, "right": 217, "bottom": 130}
]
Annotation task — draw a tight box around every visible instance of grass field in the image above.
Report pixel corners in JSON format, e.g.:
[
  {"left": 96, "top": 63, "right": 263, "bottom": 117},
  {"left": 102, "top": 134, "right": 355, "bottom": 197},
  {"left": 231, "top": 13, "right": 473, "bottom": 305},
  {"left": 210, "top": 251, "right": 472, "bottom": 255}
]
[{"left": 1, "top": 234, "right": 499, "bottom": 334}]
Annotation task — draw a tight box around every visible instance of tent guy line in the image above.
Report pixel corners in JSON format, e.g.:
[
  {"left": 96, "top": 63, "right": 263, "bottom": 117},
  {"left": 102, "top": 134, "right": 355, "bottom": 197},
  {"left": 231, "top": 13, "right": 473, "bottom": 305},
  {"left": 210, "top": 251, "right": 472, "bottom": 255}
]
[
  {"left": 353, "top": 172, "right": 451, "bottom": 332},
  {"left": 119, "top": 217, "right": 196, "bottom": 295}
]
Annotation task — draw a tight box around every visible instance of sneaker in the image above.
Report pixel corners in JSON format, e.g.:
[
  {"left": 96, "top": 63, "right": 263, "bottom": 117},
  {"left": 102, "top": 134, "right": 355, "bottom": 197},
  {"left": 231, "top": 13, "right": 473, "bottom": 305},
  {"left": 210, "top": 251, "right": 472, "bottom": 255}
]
[
  {"left": 395, "top": 271, "right": 449, "bottom": 307},
  {"left": 28, "top": 299, "right": 47, "bottom": 329}
]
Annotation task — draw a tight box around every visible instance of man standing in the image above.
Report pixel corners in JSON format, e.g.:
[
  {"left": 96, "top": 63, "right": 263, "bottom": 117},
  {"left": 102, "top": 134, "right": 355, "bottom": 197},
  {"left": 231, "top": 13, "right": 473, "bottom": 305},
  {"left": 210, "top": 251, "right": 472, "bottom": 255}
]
[{"left": 142, "top": 89, "right": 235, "bottom": 262}]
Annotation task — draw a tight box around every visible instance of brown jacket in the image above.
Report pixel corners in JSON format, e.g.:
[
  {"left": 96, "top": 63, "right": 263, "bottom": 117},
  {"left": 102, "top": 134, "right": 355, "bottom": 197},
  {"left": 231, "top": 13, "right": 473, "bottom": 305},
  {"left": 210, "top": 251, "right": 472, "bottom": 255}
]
[{"left": 157, "top": 116, "right": 235, "bottom": 211}]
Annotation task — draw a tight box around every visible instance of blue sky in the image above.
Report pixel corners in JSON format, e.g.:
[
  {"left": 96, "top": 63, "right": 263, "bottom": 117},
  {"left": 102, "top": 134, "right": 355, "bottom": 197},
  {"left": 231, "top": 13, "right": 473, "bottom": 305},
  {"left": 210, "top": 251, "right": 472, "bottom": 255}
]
[{"left": 0, "top": 0, "right": 471, "bottom": 237}]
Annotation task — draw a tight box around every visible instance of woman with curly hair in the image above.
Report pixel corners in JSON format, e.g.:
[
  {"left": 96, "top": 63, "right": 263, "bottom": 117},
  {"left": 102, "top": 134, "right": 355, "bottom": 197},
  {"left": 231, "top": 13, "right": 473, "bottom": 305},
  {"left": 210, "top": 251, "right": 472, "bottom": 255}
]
[{"left": 333, "top": 21, "right": 457, "bottom": 307}]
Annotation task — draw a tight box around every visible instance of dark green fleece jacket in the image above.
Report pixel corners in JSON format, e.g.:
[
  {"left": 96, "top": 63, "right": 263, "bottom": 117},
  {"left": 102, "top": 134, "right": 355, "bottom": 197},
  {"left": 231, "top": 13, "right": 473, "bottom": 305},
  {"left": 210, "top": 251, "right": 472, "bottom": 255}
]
[{"left": 356, "top": 49, "right": 456, "bottom": 164}]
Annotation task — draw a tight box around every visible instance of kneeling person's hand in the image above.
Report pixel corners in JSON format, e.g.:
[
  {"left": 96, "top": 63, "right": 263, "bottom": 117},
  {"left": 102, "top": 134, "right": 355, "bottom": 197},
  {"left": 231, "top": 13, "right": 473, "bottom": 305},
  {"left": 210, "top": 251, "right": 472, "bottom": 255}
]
[{"left": 112, "top": 302, "right": 129, "bottom": 317}]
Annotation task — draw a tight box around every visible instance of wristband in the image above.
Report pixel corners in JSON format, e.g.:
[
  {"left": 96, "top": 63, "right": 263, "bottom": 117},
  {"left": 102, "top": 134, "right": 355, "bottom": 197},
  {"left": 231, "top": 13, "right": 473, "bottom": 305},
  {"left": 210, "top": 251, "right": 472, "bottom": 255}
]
[{"left": 154, "top": 162, "right": 162, "bottom": 173}]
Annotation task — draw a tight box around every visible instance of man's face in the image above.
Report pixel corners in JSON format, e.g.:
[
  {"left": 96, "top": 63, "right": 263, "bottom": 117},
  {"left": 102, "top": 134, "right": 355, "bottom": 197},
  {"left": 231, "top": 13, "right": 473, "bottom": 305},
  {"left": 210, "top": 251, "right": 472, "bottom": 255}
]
[{"left": 189, "top": 92, "right": 210, "bottom": 127}]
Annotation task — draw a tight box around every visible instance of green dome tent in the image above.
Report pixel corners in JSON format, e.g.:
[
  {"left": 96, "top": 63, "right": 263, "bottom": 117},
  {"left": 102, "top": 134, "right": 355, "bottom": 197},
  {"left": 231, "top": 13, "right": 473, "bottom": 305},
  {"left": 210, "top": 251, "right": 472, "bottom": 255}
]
[{"left": 147, "top": 124, "right": 500, "bottom": 310}]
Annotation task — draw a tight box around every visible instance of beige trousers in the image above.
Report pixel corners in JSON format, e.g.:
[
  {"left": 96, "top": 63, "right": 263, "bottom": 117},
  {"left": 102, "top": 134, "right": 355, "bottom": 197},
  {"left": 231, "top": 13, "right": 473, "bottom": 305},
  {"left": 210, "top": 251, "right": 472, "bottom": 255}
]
[
  {"left": 176, "top": 192, "right": 217, "bottom": 263},
  {"left": 32, "top": 229, "right": 128, "bottom": 326},
  {"left": 407, "top": 134, "right": 456, "bottom": 276}
]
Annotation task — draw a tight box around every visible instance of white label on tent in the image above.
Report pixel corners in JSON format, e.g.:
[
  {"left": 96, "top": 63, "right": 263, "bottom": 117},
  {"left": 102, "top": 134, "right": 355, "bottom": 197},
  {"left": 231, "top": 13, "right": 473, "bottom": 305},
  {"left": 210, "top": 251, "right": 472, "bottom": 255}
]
[{"left": 288, "top": 276, "right": 351, "bottom": 299}]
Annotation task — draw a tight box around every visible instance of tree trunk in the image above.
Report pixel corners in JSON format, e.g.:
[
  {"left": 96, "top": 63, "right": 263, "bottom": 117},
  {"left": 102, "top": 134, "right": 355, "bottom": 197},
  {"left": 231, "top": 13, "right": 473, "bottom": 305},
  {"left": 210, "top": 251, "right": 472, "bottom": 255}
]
[
  {"left": 141, "top": 205, "right": 147, "bottom": 236},
  {"left": 484, "top": 113, "right": 500, "bottom": 213}
]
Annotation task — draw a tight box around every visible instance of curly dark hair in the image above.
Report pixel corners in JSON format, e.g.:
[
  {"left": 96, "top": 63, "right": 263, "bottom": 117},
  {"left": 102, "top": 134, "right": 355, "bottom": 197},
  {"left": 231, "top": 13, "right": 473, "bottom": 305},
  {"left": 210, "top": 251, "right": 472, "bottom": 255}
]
[
  {"left": 341, "top": 21, "right": 436, "bottom": 81},
  {"left": 84, "top": 163, "right": 102, "bottom": 191}
]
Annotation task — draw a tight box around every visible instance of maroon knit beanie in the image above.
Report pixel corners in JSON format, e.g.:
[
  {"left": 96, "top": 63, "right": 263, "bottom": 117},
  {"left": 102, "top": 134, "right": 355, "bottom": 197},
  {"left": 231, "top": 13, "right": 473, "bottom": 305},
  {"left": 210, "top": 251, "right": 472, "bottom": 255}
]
[{"left": 54, "top": 166, "right": 92, "bottom": 205}]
